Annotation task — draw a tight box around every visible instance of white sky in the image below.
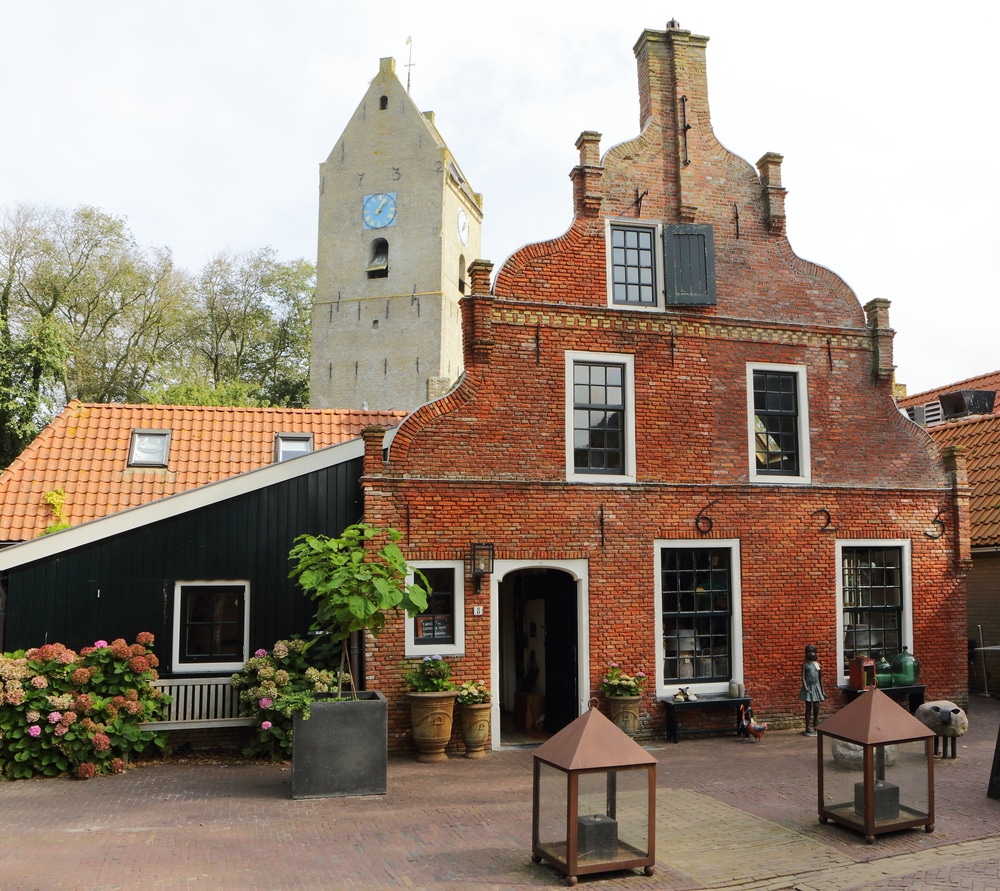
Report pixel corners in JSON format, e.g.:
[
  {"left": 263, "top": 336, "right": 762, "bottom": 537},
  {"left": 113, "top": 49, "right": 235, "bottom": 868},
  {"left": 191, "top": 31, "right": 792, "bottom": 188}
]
[{"left": 2, "top": 1, "right": 995, "bottom": 396}]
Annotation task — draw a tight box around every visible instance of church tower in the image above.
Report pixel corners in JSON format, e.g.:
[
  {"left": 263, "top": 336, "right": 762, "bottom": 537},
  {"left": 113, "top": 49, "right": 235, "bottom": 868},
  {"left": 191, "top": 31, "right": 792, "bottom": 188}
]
[{"left": 310, "top": 57, "right": 483, "bottom": 411}]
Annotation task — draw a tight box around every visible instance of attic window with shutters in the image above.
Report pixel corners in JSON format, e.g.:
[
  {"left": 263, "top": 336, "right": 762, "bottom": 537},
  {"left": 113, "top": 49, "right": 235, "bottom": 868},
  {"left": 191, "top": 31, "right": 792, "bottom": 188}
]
[
  {"left": 275, "top": 433, "right": 313, "bottom": 462},
  {"left": 367, "top": 238, "right": 389, "bottom": 278},
  {"left": 664, "top": 224, "right": 717, "bottom": 305},
  {"left": 379, "top": 95, "right": 388, "bottom": 110},
  {"left": 128, "top": 429, "right": 170, "bottom": 467}
]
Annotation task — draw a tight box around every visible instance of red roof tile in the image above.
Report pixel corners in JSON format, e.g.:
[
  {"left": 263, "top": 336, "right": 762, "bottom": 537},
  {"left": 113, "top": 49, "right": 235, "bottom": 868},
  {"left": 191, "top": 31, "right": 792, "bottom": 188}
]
[
  {"left": 0, "top": 402, "right": 406, "bottom": 542},
  {"left": 898, "top": 370, "right": 1000, "bottom": 413},
  {"left": 925, "top": 412, "right": 1000, "bottom": 548}
]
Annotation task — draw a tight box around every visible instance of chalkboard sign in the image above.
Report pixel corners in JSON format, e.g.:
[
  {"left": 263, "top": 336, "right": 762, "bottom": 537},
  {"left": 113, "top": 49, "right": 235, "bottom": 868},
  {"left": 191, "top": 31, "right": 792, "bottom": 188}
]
[
  {"left": 989, "top": 719, "right": 1000, "bottom": 801},
  {"left": 418, "top": 617, "right": 450, "bottom": 640}
]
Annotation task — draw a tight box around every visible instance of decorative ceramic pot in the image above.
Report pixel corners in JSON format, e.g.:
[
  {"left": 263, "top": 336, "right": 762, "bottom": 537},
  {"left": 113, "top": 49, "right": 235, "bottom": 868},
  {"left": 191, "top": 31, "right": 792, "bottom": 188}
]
[
  {"left": 606, "top": 695, "right": 642, "bottom": 737},
  {"left": 458, "top": 702, "right": 492, "bottom": 758},
  {"left": 408, "top": 690, "right": 458, "bottom": 762}
]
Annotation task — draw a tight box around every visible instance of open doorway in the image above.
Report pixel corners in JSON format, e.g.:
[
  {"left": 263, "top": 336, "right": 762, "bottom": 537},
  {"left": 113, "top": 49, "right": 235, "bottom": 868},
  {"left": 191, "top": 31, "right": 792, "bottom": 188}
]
[{"left": 498, "top": 567, "right": 579, "bottom": 744}]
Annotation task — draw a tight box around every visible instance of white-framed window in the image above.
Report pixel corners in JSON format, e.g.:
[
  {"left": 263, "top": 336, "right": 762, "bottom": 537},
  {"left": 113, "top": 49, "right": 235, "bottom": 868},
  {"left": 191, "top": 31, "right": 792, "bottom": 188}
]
[
  {"left": 606, "top": 220, "right": 661, "bottom": 310},
  {"left": 746, "top": 362, "right": 811, "bottom": 484},
  {"left": 565, "top": 350, "right": 636, "bottom": 483},
  {"left": 404, "top": 561, "right": 465, "bottom": 657},
  {"left": 654, "top": 539, "right": 743, "bottom": 698},
  {"left": 275, "top": 433, "right": 313, "bottom": 462},
  {"left": 837, "top": 540, "right": 912, "bottom": 684},
  {"left": 171, "top": 580, "right": 249, "bottom": 674},
  {"left": 128, "top": 429, "right": 171, "bottom": 467}
]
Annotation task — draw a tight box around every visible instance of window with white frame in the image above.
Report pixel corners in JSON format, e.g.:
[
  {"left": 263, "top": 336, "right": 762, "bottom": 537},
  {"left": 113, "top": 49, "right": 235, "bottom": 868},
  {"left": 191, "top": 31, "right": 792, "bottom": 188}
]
[
  {"left": 655, "top": 540, "right": 742, "bottom": 696},
  {"left": 275, "top": 433, "right": 313, "bottom": 462},
  {"left": 128, "top": 429, "right": 171, "bottom": 467},
  {"left": 747, "top": 363, "right": 811, "bottom": 484},
  {"left": 404, "top": 562, "right": 465, "bottom": 657},
  {"left": 608, "top": 222, "right": 659, "bottom": 308},
  {"left": 565, "top": 351, "right": 636, "bottom": 483},
  {"left": 838, "top": 541, "right": 910, "bottom": 680},
  {"left": 171, "top": 581, "right": 249, "bottom": 673}
]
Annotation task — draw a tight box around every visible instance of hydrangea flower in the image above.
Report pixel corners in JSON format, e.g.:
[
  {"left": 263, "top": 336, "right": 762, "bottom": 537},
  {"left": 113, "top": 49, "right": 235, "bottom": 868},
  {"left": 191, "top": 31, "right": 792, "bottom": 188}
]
[
  {"left": 93, "top": 640, "right": 108, "bottom": 648},
  {"left": 259, "top": 697, "right": 273, "bottom": 709},
  {"left": 47, "top": 711, "right": 62, "bottom": 724},
  {"left": 28, "top": 725, "right": 41, "bottom": 738},
  {"left": 255, "top": 649, "right": 268, "bottom": 657},
  {"left": 261, "top": 721, "right": 272, "bottom": 731}
]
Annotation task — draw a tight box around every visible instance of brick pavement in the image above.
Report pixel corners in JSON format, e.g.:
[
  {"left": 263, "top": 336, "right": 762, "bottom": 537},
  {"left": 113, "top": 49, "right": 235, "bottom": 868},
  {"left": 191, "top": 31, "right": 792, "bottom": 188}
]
[{"left": 0, "top": 696, "right": 997, "bottom": 890}]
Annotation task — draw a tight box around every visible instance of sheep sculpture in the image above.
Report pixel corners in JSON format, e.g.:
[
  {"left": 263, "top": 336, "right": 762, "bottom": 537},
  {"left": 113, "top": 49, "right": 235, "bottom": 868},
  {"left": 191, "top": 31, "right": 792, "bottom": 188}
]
[{"left": 914, "top": 700, "right": 968, "bottom": 759}]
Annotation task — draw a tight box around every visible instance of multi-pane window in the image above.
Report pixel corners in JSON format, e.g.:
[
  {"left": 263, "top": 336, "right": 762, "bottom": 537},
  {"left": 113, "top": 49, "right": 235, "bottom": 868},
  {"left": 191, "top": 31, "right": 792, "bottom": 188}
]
[
  {"left": 175, "top": 583, "right": 247, "bottom": 669},
  {"left": 573, "top": 362, "right": 626, "bottom": 475},
  {"left": 841, "top": 546, "right": 904, "bottom": 674},
  {"left": 610, "top": 225, "right": 657, "bottom": 306},
  {"left": 752, "top": 369, "right": 800, "bottom": 475},
  {"left": 414, "top": 567, "right": 456, "bottom": 646},
  {"left": 660, "top": 547, "right": 732, "bottom": 684}
]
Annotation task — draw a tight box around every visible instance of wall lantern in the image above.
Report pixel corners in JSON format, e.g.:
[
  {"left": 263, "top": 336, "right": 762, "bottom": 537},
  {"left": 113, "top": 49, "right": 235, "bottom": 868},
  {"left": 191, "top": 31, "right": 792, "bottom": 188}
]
[
  {"left": 470, "top": 542, "right": 494, "bottom": 593},
  {"left": 531, "top": 704, "right": 656, "bottom": 885},
  {"left": 816, "top": 688, "right": 935, "bottom": 844}
]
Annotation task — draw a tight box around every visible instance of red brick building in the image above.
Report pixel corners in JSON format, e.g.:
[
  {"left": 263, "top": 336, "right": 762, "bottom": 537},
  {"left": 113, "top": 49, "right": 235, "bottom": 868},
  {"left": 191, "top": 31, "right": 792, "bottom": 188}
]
[{"left": 361, "top": 25, "right": 969, "bottom": 749}]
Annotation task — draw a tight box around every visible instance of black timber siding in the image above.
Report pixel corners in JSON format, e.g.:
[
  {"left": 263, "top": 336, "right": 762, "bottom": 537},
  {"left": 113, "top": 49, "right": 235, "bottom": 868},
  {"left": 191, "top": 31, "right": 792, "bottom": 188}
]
[{"left": 1, "top": 458, "right": 363, "bottom": 669}]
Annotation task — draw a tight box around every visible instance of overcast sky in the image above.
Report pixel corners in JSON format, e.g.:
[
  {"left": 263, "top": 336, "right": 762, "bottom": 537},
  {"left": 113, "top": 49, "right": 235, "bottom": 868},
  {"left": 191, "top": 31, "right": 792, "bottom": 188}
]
[{"left": 2, "top": 1, "right": 995, "bottom": 396}]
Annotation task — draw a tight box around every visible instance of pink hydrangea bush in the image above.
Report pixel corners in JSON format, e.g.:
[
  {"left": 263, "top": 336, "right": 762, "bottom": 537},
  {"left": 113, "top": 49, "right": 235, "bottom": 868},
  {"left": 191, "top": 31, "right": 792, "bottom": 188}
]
[{"left": 0, "top": 633, "right": 168, "bottom": 780}]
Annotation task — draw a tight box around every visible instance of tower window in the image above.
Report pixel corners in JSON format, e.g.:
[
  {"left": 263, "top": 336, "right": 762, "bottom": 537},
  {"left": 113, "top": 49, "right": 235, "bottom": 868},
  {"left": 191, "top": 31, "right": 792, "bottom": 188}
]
[
  {"left": 367, "top": 238, "right": 388, "bottom": 278},
  {"left": 459, "top": 255, "right": 467, "bottom": 294},
  {"left": 379, "top": 95, "right": 388, "bottom": 110}
]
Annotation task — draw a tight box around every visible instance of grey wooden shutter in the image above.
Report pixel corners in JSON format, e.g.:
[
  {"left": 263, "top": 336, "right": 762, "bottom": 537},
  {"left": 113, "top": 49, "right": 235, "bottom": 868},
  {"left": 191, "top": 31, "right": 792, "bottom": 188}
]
[{"left": 664, "top": 224, "right": 716, "bottom": 305}]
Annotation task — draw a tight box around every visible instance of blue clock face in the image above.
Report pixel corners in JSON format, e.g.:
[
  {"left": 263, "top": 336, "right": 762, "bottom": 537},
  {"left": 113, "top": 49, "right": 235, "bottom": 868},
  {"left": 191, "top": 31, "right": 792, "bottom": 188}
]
[{"left": 362, "top": 192, "right": 397, "bottom": 229}]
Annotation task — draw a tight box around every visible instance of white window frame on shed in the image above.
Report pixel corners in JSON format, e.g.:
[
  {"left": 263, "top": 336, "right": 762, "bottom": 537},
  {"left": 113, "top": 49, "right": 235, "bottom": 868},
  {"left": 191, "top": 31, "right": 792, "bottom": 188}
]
[{"left": 171, "top": 580, "right": 250, "bottom": 674}]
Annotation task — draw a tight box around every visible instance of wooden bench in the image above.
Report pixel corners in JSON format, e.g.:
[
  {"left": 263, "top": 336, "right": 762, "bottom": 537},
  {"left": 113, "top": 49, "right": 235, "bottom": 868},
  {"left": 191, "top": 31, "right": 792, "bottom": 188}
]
[
  {"left": 139, "top": 676, "right": 255, "bottom": 731},
  {"left": 660, "top": 694, "right": 751, "bottom": 743}
]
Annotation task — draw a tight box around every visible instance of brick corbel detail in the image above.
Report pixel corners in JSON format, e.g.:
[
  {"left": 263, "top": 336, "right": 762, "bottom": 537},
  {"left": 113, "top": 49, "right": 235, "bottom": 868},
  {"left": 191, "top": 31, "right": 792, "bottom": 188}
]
[
  {"left": 571, "top": 131, "right": 604, "bottom": 218},
  {"left": 757, "top": 152, "right": 787, "bottom": 234},
  {"left": 463, "top": 260, "right": 495, "bottom": 367},
  {"left": 864, "top": 298, "right": 895, "bottom": 382},
  {"left": 941, "top": 444, "right": 974, "bottom": 576}
]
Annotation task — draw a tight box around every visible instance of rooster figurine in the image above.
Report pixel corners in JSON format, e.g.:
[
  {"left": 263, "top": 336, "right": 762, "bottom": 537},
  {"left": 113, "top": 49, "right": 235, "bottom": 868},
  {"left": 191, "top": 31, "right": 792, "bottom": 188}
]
[{"left": 738, "top": 703, "right": 768, "bottom": 743}]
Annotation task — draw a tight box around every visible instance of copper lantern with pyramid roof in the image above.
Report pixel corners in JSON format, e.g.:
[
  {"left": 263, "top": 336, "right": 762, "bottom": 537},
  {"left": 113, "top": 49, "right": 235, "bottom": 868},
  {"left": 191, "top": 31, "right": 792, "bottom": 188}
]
[
  {"left": 531, "top": 704, "right": 656, "bottom": 885},
  {"left": 816, "top": 688, "right": 935, "bottom": 843}
]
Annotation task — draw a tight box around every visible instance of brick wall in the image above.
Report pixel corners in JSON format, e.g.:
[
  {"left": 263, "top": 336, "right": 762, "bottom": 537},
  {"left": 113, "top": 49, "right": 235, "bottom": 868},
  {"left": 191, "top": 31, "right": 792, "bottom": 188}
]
[{"left": 360, "top": 25, "right": 967, "bottom": 752}]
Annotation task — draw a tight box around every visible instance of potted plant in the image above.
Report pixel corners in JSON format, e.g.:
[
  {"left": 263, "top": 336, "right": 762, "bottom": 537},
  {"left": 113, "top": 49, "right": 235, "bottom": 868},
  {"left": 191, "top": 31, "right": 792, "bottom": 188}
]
[
  {"left": 455, "top": 680, "right": 492, "bottom": 759},
  {"left": 285, "top": 522, "right": 428, "bottom": 797},
  {"left": 404, "top": 655, "right": 458, "bottom": 763},
  {"left": 599, "top": 662, "right": 647, "bottom": 737}
]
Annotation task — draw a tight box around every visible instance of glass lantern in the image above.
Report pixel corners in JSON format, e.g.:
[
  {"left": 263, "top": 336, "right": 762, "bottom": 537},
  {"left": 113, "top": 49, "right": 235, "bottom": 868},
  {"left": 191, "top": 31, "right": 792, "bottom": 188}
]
[
  {"left": 531, "top": 705, "right": 656, "bottom": 885},
  {"left": 816, "top": 688, "right": 935, "bottom": 844}
]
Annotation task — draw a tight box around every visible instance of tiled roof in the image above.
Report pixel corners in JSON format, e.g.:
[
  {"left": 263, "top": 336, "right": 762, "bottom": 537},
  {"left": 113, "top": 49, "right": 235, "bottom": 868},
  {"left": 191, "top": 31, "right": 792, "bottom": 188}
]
[
  {"left": 0, "top": 402, "right": 406, "bottom": 542},
  {"left": 898, "top": 370, "right": 1000, "bottom": 413},
  {"left": 925, "top": 412, "right": 1000, "bottom": 548}
]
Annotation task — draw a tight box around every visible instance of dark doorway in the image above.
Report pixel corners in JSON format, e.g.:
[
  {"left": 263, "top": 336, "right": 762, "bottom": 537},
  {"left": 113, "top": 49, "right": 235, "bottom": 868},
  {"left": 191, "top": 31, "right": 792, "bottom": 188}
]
[{"left": 499, "top": 567, "right": 579, "bottom": 742}]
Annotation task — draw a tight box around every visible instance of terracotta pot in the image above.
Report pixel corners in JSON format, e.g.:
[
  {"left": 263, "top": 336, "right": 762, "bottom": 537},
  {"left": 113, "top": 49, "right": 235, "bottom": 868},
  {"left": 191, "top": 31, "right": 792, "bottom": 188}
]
[
  {"left": 408, "top": 690, "right": 458, "bottom": 762},
  {"left": 458, "top": 702, "right": 492, "bottom": 758},
  {"left": 606, "top": 695, "right": 642, "bottom": 736}
]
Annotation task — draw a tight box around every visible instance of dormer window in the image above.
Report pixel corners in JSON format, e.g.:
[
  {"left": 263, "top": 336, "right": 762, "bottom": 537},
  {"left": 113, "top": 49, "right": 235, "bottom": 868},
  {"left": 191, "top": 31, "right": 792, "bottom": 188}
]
[
  {"left": 367, "top": 238, "right": 389, "bottom": 279},
  {"left": 128, "top": 430, "right": 170, "bottom": 467},
  {"left": 275, "top": 433, "right": 313, "bottom": 462}
]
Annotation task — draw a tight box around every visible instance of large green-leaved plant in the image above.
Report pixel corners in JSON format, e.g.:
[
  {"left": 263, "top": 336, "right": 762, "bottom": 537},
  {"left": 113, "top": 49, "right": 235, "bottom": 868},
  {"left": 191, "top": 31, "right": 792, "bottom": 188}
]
[{"left": 288, "top": 523, "right": 428, "bottom": 698}]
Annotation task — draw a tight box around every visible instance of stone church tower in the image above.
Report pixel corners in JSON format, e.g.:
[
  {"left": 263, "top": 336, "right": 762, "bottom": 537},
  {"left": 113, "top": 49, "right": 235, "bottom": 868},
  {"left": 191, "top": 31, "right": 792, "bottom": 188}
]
[{"left": 310, "top": 57, "right": 483, "bottom": 411}]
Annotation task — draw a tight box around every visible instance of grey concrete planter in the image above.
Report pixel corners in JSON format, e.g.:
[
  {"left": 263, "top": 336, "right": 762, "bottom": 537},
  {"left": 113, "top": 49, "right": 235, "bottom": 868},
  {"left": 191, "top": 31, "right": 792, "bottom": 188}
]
[{"left": 291, "top": 691, "right": 388, "bottom": 799}]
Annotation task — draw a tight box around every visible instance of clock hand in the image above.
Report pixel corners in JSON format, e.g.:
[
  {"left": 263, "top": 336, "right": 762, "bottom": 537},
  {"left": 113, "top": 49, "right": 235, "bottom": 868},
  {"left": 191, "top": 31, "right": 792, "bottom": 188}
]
[{"left": 376, "top": 196, "right": 388, "bottom": 213}]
